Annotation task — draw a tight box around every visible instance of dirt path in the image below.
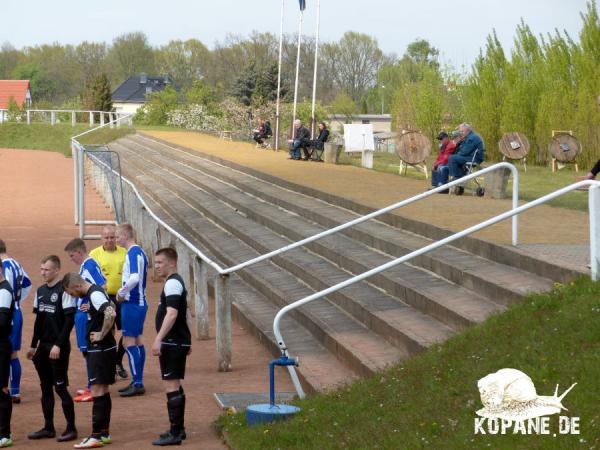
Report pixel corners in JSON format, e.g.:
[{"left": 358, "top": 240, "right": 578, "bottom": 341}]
[
  {"left": 142, "top": 130, "right": 589, "bottom": 246},
  {"left": 0, "top": 148, "right": 292, "bottom": 449}
]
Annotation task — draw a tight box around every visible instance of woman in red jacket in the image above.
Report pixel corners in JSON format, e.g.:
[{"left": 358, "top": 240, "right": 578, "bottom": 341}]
[{"left": 431, "top": 131, "right": 458, "bottom": 193}]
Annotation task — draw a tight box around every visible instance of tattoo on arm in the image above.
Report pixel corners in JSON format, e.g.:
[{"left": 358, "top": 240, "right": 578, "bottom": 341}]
[{"left": 99, "top": 305, "right": 116, "bottom": 339}]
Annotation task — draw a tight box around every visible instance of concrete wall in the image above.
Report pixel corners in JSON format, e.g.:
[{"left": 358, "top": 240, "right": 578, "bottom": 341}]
[{"left": 328, "top": 114, "right": 392, "bottom": 135}]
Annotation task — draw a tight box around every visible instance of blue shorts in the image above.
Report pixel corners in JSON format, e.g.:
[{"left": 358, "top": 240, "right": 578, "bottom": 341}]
[
  {"left": 75, "top": 310, "right": 89, "bottom": 352},
  {"left": 9, "top": 309, "right": 22, "bottom": 352},
  {"left": 121, "top": 302, "right": 147, "bottom": 338}
]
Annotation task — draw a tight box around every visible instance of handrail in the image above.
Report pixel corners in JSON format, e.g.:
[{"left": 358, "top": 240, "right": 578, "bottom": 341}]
[
  {"left": 273, "top": 179, "right": 600, "bottom": 360},
  {"left": 221, "top": 162, "right": 519, "bottom": 274},
  {"left": 71, "top": 113, "right": 131, "bottom": 141},
  {"left": 0, "top": 108, "right": 122, "bottom": 114}
]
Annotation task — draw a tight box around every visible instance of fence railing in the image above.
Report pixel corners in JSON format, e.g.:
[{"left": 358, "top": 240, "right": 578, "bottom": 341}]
[
  {"left": 272, "top": 179, "right": 599, "bottom": 397},
  {"left": 1, "top": 108, "right": 132, "bottom": 127}
]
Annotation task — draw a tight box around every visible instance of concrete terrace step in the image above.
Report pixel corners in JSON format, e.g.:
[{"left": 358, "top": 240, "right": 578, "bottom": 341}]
[
  {"left": 135, "top": 133, "right": 580, "bottom": 283},
  {"left": 116, "top": 151, "right": 410, "bottom": 378},
  {"left": 128, "top": 182, "right": 356, "bottom": 392},
  {"left": 119, "top": 139, "right": 503, "bottom": 331},
  {"left": 127, "top": 134, "right": 555, "bottom": 304}
]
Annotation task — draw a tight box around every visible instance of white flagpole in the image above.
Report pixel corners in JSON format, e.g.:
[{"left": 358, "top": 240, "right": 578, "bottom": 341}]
[
  {"left": 275, "top": 0, "right": 285, "bottom": 151},
  {"left": 292, "top": 7, "right": 303, "bottom": 127},
  {"left": 310, "top": 0, "right": 321, "bottom": 139}
]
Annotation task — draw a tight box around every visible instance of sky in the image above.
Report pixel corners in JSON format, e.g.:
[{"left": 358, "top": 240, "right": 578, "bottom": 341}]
[{"left": 1, "top": 0, "right": 592, "bottom": 70}]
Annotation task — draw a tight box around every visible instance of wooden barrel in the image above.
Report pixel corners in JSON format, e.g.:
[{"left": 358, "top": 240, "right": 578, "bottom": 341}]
[
  {"left": 395, "top": 130, "right": 431, "bottom": 165},
  {"left": 548, "top": 134, "right": 581, "bottom": 162},
  {"left": 498, "top": 132, "right": 529, "bottom": 160}
]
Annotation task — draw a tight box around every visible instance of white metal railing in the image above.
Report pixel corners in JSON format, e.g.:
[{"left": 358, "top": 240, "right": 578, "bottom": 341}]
[
  {"left": 0, "top": 108, "right": 130, "bottom": 127},
  {"left": 273, "top": 180, "right": 600, "bottom": 390}
]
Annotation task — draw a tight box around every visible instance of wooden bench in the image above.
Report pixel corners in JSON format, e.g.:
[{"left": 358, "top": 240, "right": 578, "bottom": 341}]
[{"left": 219, "top": 130, "right": 233, "bottom": 140}]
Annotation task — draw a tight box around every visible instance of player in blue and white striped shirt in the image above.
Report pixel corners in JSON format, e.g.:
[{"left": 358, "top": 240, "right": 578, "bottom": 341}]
[
  {"left": 65, "top": 238, "right": 107, "bottom": 403},
  {"left": 116, "top": 224, "right": 148, "bottom": 397},
  {"left": 0, "top": 239, "right": 32, "bottom": 403}
]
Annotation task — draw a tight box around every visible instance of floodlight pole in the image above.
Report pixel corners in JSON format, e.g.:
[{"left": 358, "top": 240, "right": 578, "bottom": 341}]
[
  {"left": 310, "top": 0, "right": 321, "bottom": 139},
  {"left": 275, "top": 0, "right": 285, "bottom": 151},
  {"left": 292, "top": 8, "right": 303, "bottom": 126}
]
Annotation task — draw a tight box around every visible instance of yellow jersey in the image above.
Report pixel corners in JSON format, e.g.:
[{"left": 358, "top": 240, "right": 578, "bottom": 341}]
[{"left": 89, "top": 245, "right": 127, "bottom": 295}]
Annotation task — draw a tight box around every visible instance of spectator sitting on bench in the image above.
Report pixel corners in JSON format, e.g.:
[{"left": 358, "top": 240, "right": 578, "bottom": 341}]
[
  {"left": 448, "top": 122, "right": 485, "bottom": 184},
  {"left": 253, "top": 118, "right": 272, "bottom": 147},
  {"left": 288, "top": 119, "right": 310, "bottom": 160},
  {"left": 303, "top": 121, "right": 330, "bottom": 160},
  {"left": 430, "top": 131, "right": 456, "bottom": 192}
]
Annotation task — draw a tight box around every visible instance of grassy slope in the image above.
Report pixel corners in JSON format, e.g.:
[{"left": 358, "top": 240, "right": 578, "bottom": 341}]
[
  {"left": 219, "top": 278, "right": 600, "bottom": 449},
  {"left": 0, "top": 123, "right": 133, "bottom": 156},
  {"left": 339, "top": 152, "right": 588, "bottom": 211}
]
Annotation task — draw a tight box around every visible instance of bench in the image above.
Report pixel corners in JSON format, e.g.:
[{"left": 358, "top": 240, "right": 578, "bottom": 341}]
[{"left": 219, "top": 130, "right": 233, "bottom": 140}]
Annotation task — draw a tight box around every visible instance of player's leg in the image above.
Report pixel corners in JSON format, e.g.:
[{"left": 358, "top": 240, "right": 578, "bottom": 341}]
[
  {"left": 29, "top": 348, "right": 56, "bottom": 439},
  {"left": 113, "top": 300, "right": 127, "bottom": 379},
  {"left": 136, "top": 304, "right": 148, "bottom": 387},
  {"left": 52, "top": 349, "right": 77, "bottom": 441},
  {"left": 120, "top": 303, "right": 146, "bottom": 396},
  {"left": 0, "top": 342, "right": 13, "bottom": 447},
  {"left": 8, "top": 308, "right": 22, "bottom": 402},
  {"left": 74, "top": 310, "right": 92, "bottom": 402}
]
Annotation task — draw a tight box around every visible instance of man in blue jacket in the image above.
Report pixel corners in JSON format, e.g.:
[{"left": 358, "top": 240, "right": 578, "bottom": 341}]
[{"left": 448, "top": 123, "right": 485, "bottom": 189}]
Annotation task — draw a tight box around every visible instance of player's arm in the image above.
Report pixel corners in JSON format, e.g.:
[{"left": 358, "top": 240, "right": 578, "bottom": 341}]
[
  {"left": 50, "top": 293, "right": 76, "bottom": 359},
  {"left": 117, "top": 250, "right": 141, "bottom": 300},
  {"left": 152, "top": 278, "right": 183, "bottom": 356},
  {"left": 89, "top": 292, "right": 116, "bottom": 342},
  {"left": 0, "top": 289, "right": 12, "bottom": 331},
  {"left": 20, "top": 269, "right": 32, "bottom": 302},
  {"left": 27, "top": 290, "right": 42, "bottom": 359}
]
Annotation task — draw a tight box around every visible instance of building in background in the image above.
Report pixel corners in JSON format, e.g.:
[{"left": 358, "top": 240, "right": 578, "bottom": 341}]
[
  {"left": 0, "top": 80, "right": 32, "bottom": 123},
  {"left": 112, "top": 73, "right": 178, "bottom": 115}
]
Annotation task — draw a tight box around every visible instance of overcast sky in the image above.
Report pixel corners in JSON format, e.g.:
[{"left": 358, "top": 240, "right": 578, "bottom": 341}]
[{"left": 1, "top": 0, "right": 591, "bottom": 70}]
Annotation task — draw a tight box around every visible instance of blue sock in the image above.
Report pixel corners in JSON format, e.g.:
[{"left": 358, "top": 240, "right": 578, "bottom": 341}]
[
  {"left": 126, "top": 345, "right": 140, "bottom": 385},
  {"left": 9, "top": 358, "right": 21, "bottom": 396},
  {"left": 138, "top": 345, "right": 145, "bottom": 387}
]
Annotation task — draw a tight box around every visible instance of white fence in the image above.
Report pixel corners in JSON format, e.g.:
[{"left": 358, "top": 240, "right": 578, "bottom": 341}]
[{"left": 0, "top": 108, "right": 132, "bottom": 127}]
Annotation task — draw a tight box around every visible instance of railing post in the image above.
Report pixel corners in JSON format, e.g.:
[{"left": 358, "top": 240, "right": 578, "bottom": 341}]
[
  {"left": 193, "top": 257, "right": 210, "bottom": 339},
  {"left": 73, "top": 141, "right": 79, "bottom": 225},
  {"left": 77, "top": 145, "right": 85, "bottom": 238},
  {"left": 50, "top": 111, "right": 56, "bottom": 126},
  {"left": 100, "top": 113, "right": 105, "bottom": 126},
  {"left": 89, "top": 112, "right": 94, "bottom": 127},
  {"left": 215, "top": 274, "right": 232, "bottom": 372},
  {"left": 71, "top": 111, "right": 76, "bottom": 127},
  {"left": 26, "top": 110, "right": 30, "bottom": 124},
  {"left": 589, "top": 185, "right": 600, "bottom": 281}
]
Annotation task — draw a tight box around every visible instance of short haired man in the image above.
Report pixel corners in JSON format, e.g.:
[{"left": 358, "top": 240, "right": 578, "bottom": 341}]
[
  {"left": 89, "top": 225, "right": 128, "bottom": 380},
  {"left": 0, "top": 259, "right": 15, "bottom": 448},
  {"left": 430, "top": 132, "right": 457, "bottom": 193},
  {"left": 27, "top": 255, "right": 78, "bottom": 442},
  {"left": 63, "top": 273, "right": 116, "bottom": 448},
  {"left": 448, "top": 123, "right": 485, "bottom": 194},
  {"left": 0, "top": 239, "right": 32, "bottom": 403},
  {"left": 116, "top": 224, "right": 148, "bottom": 397},
  {"left": 65, "top": 238, "right": 107, "bottom": 403},
  {"left": 287, "top": 119, "right": 311, "bottom": 160},
  {"left": 151, "top": 248, "right": 192, "bottom": 446}
]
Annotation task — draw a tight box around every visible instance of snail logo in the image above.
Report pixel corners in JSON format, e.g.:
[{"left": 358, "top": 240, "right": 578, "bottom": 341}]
[{"left": 474, "top": 368, "right": 580, "bottom": 435}]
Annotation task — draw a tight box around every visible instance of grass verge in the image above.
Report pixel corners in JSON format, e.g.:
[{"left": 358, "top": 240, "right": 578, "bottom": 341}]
[
  {"left": 218, "top": 277, "right": 600, "bottom": 449},
  {"left": 0, "top": 123, "right": 133, "bottom": 156}
]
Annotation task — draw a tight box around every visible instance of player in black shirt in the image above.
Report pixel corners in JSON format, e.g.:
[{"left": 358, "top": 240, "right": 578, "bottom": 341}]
[
  {"left": 0, "top": 258, "right": 15, "bottom": 448},
  {"left": 151, "top": 248, "right": 192, "bottom": 446},
  {"left": 26, "top": 255, "right": 78, "bottom": 443},
  {"left": 62, "top": 272, "right": 117, "bottom": 449}
]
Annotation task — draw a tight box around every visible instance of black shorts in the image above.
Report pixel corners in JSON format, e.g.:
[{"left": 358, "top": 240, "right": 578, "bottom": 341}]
[
  {"left": 159, "top": 344, "right": 189, "bottom": 380},
  {"left": 87, "top": 344, "right": 116, "bottom": 386},
  {"left": 33, "top": 344, "right": 70, "bottom": 387},
  {"left": 0, "top": 341, "right": 11, "bottom": 388},
  {"left": 108, "top": 295, "right": 122, "bottom": 331}
]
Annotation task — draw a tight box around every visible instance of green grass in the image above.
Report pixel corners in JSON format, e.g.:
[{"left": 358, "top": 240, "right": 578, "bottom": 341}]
[
  {"left": 0, "top": 123, "right": 133, "bottom": 156},
  {"left": 338, "top": 151, "right": 589, "bottom": 211},
  {"left": 218, "top": 278, "right": 600, "bottom": 449}
]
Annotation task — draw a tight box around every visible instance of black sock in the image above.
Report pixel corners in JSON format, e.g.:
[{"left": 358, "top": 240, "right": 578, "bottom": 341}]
[
  {"left": 117, "top": 336, "right": 125, "bottom": 366},
  {"left": 103, "top": 393, "right": 112, "bottom": 433},
  {"left": 41, "top": 384, "right": 55, "bottom": 431},
  {"left": 55, "top": 385, "right": 76, "bottom": 431},
  {"left": 0, "top": 390, "right": 12, "bottom": 438},
  {"left": 92, "top": 394, "right": 108, "bottom": 436},
  {"left": 166, "top": 390, "right": 184, "bottom": 436}
]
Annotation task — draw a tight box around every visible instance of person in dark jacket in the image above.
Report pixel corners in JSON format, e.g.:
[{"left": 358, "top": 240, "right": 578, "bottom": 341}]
[
  {"left": 448, "top": 123, "right": 485, "bottom": 181},
  {"left": 431, "top": 131, "right": 457, "bottom": 191},
  {"left": 288, "top": 119, "right": 311, "bottom": 160},
  {"left": 304, "top": 122, "right": 330, "bottom": 160}
]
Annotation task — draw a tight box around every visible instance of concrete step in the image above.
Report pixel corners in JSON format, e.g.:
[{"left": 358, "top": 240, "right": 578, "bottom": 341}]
[
  {"left": 134, "top": 133, "right": 579, "bottom": 283},
  {"left": 126, "top": 134, "right": 555, "bottom": 304},
  {"left": 116, "top": 149, "right": 411, "bottom": 378},
  {"left": 120, "top": 139, "right": 503, "bottom": 331}
]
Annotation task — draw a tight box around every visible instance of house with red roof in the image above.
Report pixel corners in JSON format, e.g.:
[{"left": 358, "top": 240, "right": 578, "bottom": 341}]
[{"left": 0, "top": 80, "right": 32, "bottom": 122}]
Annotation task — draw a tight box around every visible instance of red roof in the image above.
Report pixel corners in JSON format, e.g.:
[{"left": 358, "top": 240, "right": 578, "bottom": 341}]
[{"left": 0, "top": 80, "right": 31, "bottom": 109}]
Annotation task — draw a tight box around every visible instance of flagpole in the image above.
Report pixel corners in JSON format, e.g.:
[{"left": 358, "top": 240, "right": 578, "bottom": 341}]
[
  {"left": 310, "top": 0, "right": 321, "bottom": 139},
  {"left": 274, "top": 0, "right": 285, "bottom": 151},
  {"left": 292, "top": 6, "right": 303, "bottom": 127}
]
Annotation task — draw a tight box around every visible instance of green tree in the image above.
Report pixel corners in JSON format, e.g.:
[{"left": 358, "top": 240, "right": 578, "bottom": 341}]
[
  {"left": 108, "top": 32, "right": 155, "bottom": 84},
  {"left": 330, "top": 91, "right": 357, "bottom": 123},
  {"left": 84, "top": 73, "right": 113, "bottom": 112},
  {"left": 231, "top": 63, "right": 258, "bottom": 106}
]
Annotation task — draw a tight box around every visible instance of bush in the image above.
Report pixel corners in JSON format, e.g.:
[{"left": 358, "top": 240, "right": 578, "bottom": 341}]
[{"left": 166, "top": 104, "right": 222, "bottom": 132}]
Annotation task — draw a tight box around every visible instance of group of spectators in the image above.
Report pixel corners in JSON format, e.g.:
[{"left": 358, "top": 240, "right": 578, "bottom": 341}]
[
  {"left": 287, "top": 119, "right": 330, "bottom": 161},
  {"left": 430, "top": 123, "right": 485, "bottom": 195}
]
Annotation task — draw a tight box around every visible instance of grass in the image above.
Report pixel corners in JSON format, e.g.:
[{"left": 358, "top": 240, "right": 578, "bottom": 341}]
[
  {"left": 0, "top": 123, "right": 134, "bottom": 156},
  {"left": 218, "top": 277, "right": 600, "bottom": 449},
  {"left": 338, "top": 151, "right": 589, "bottom": 211}
]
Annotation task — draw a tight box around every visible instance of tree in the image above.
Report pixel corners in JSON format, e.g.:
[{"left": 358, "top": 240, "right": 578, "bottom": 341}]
[
  {"left": 254, "top": 62, "right": 283, "bottom": 103},
  {"left": 329, "top": 91, "right": 357, "bottom": 123},
  {"left": 83, "top": 73, "right": 113, "bottom": 112},
  {"left": 155, "top": 39, "right": 211, "bottom": 89},
  {"left": 405, "top": 39, "right": 440, "bottom": 67},
  {"left": 108, "top": 32, "right": 155, "bottom": 84},
  {"left": 231, "top": 63, "right": 257, "bottom": 106}
]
